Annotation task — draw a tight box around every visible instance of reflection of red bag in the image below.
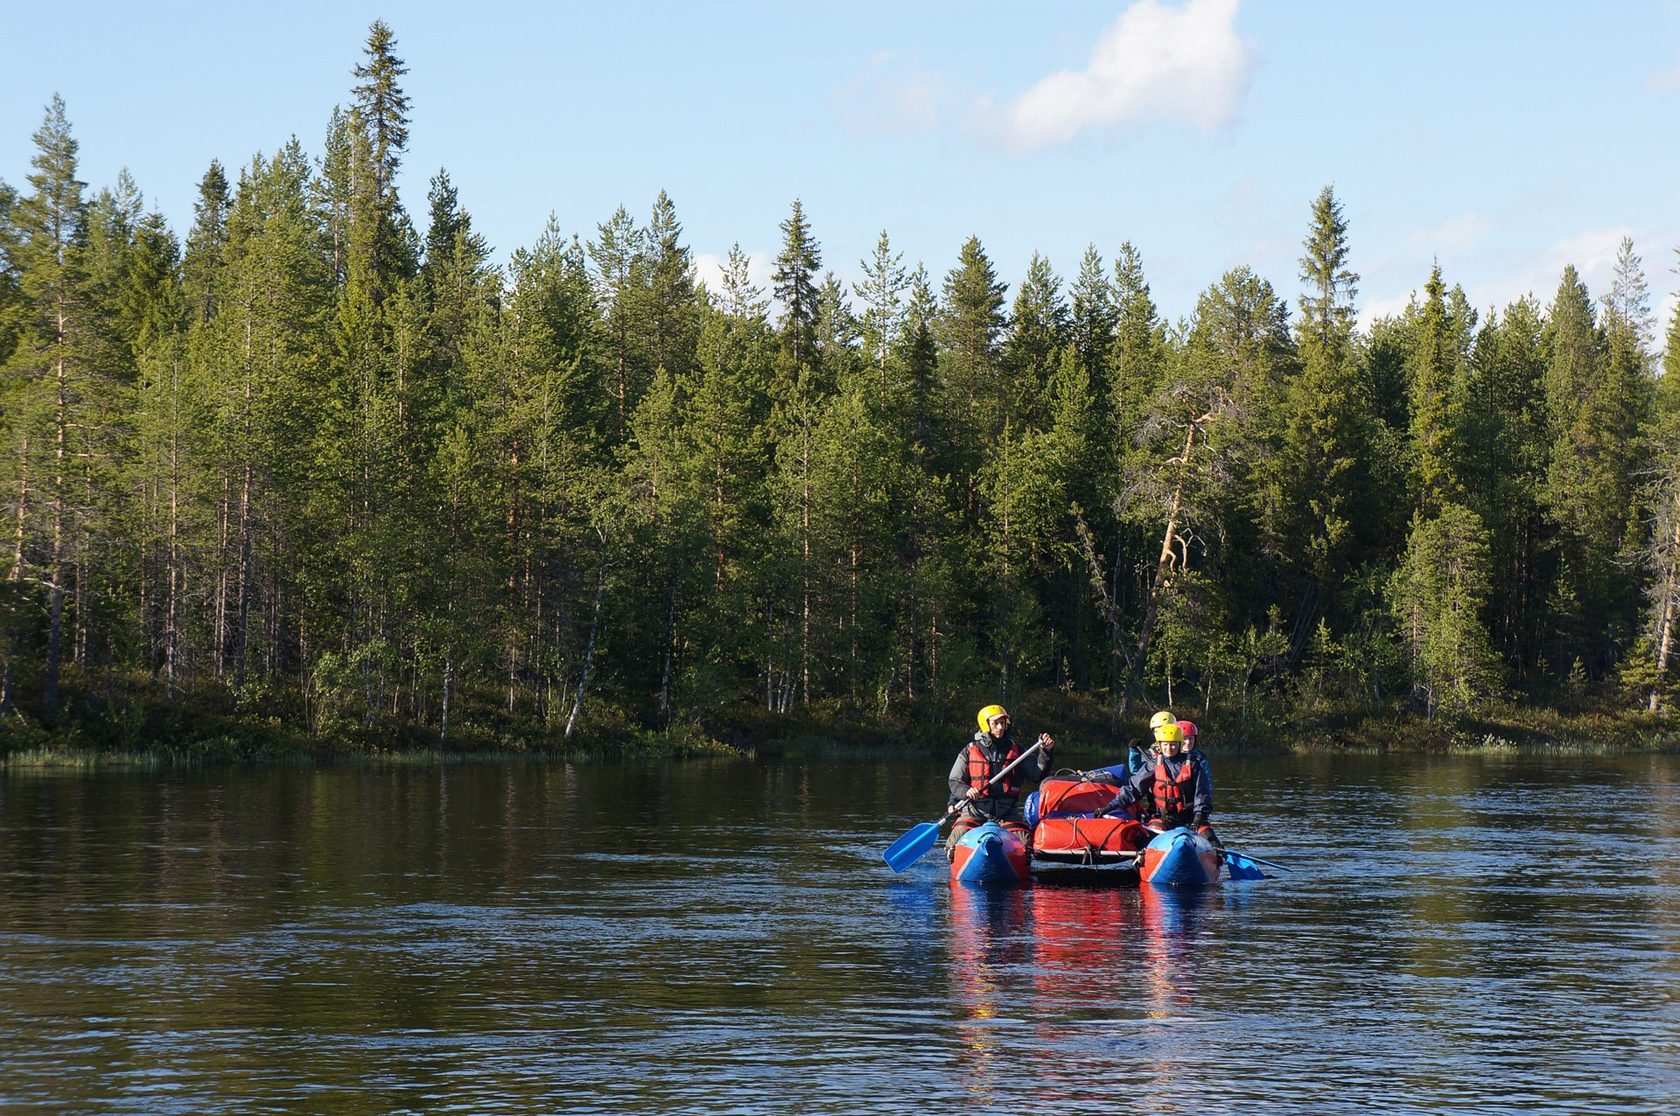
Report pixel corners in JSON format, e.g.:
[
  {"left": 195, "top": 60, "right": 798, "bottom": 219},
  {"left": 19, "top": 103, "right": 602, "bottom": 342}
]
[
  {"left": 1036, "top": 777, "right": 1126, "bottom": 818},
  {"left": 1033, "top": 816, "right": 1149, "bottom": 859}
]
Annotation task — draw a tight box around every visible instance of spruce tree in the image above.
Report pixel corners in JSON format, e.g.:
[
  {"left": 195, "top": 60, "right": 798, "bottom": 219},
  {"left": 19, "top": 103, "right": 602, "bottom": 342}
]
[
  {"left": 183, "top": 161, "right": 229, "bottom": 323},
  {"left": 1408, "top": 265, "right": 1462, "bottom": 517},
  {"left": 1260, "top": 185, "right": 1369, "bottom": 645},
  {"left": 854, "top": 229, "right": 906, "bottom": 391},
  {"left": 1389, "top": 502, "right": 1500, "bottom": 716},
  {"left": 1068, "top": 244, "right": 1115, "bottom": 382},
  {"left": 644, "top": 191, "right": 699, "bottom": 385},
  {"left": 935, "top": 235, "right": 1008, "bottom": 519},
  {"left": 588, "top": 205, "right": 646, "bottom": 438},
  {"left": 772, "top": 198, "right": 821, "bottom": 369},
  {"left": 1541, "top": 264, "right": 1628, "bottom": 675},
  {"left": 1001, "top": 251, "right": 1067, "bottom": 427}
]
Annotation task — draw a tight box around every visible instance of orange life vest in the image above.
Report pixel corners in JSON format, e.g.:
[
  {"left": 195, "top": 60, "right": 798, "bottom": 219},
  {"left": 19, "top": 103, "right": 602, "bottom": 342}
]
[
  {"left": 1152, "top": 755, "right": 1196, "bottom": 820},
  {"left": 965, "top": 738, "right": 1022, "bottom": 798}
]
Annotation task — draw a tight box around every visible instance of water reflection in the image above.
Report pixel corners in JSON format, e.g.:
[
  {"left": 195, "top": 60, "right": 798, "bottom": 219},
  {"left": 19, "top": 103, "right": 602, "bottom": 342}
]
[{"left": 4, "top": 755, "right": 1680, "bottom": 1113}]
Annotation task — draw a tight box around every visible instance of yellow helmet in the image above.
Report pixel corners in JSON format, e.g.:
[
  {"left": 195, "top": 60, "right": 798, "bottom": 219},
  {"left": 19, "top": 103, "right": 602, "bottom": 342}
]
[
  {"left": 976, "top": 704, "right": 1009, "bottom": 731},
  {"left": 1149, "top": 710, "right": 1176, "bottom": 731},
  {"left": 1154, "top": 721, "right": 1185, "bottom": 744}
]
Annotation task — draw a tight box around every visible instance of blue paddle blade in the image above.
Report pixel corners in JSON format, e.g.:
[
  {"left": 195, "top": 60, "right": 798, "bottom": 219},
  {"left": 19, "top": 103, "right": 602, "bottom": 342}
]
[
  {"left": 1223, "top": 851, "right": 1268, "bottom": 880},
  {"left": 883, "top": 820, "right": 943, "bottom": 872}
]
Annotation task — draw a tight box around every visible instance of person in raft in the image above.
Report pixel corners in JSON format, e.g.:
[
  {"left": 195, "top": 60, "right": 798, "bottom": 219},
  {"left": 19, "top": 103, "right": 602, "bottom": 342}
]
[
  {"left": 1098, "top": 718, "right": 1217, "bottom": 844},
  {"left": 1177, "top": 717, "right": 1213, "bottom": 800},
  {"left": 945, "top": 704, "right": 1055, "bottom": 857}
]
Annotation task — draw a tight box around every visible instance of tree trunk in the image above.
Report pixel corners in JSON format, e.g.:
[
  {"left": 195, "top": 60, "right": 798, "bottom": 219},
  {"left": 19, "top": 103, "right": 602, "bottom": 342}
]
[
  {"left": 800, "top": 430, "right": 811, "bottom": 706},
  {"left": 565, "top": 533, "right": 608, "bottom": 739},
  {"left": 1, "top": 435, "right": 29, "bottom": 712},
  {"left": 1653, "top": 488, "right": 1680, "bottom": 711},
  {"left": 214, "top": 473, "right": 230, "bottom": 677},
  {"left": 43, "top": 312, "right": 68, "bottom": 714},
  {"left": 659, "top": 578, "right": 676, "bottom": 725},
  {"left": 1121, "top": 412, "right": 1208, "bottom": 717}
]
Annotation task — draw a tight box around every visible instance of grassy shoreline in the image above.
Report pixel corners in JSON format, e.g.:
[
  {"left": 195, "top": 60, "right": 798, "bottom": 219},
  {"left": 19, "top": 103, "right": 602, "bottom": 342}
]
[{"left": 4, "top": 685, "right": 1677, "bottom": 769}]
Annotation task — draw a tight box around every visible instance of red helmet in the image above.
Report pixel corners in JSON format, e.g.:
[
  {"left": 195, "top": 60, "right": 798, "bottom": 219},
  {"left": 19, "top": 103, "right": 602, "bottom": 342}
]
[{"left": 1177, "top": 720, "right": 1197, "bottom": 741}]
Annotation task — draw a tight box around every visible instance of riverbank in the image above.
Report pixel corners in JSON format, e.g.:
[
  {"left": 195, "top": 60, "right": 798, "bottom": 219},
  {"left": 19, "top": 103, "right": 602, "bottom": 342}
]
[{"left": 4, "top": 677, "right": 1677, "bottom": 768}]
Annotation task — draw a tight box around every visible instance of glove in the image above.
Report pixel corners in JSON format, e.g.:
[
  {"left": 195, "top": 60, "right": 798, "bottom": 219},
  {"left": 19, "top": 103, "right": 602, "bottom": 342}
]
[{"left": 1193, "top": 813, "right": 1209, "bottom": 829}]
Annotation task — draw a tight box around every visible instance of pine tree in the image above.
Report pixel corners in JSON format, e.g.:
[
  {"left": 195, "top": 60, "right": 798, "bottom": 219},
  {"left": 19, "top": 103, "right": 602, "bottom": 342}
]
[
  {"left": 854, "top": 229, "right": 906, "bottom": 392},
  {"left": 935, "top": 235, "right": 1008, "bottom": 519},
  {"left": 4, "top": 97, "right": 93, "bottom": 711},
  {"left": 1464, "top": 298, "right": 1550, "bottom": 674},
  {"left": 351, "top": 20, "right": 410, "bottom": 203},
  {"left": 182, "top": 161, "right": 229, "bottom": 324},
  {"left": 1068, "top": 244, "right": 1115, "bottom": 382},
  {"left": 772, "top": 198, "right": 821, "bottom": 369},
  {"left": 644, "top": 191, "right": 699, "bottom": 385},
  {"left": 1541, "top": 264, "right": 1631, "bottom": 675},
  {"left": 347, "top": 19, "right": 416, "bottom": 302},
  {"left": 1001, "top": 251, "right": 1067, "bottom": 428},
  {"left": 1408, "top": 265, "right": 1462, "bottom": 517},
  {"left": 1389, "top": 502, "right": 1500, "bottom": 716},
  {"left": 1260, "top": 185, "right": 1369, "bottom": 649},
  {"left": 589, "top": 204, "right": 646, "bottom": 438},
  {"left": 1298, "top": 186, "right": 1358, "bottom": 353}
]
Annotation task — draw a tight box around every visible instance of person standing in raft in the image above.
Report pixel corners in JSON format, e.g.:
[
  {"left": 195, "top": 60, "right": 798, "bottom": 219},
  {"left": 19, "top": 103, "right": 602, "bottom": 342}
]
[
  {"left": 1106, "top": 719, "right": 1217, "bottom": 845},
  {"left": 946, "top": 704, "right": 1055, "bottom": 858}
]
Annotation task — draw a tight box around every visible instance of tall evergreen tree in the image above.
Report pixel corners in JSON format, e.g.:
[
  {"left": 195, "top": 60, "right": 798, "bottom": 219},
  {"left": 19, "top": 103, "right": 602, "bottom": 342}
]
[
  {"left": 1464, "top": 298, "right": 1550, "bottom": 675},
  {"left": 935, "top": 235, "right": 1009, "bottom": 519},
  {"left": 1298, "top": 186, "right": 1358, "bottom": 353},
  {"left": 588, "top": 205, "right": 647, "bottom": 438},
  {"left": 1408, "top": 265, "right": 1463, "bottom": 517},
  {"left": 644, "top": 191, "right": 699, "bottom": 384},
  {"left": 1389, "top": 501, "right": 1500, "bottom": 716},
  {"left": 854, "top": 229, "right": 907, "bottom": 392},
  {"left": 1541, "top": 264, "right": 1632, "bottom": 675},
  {"left": 182, "top": 161, "right": 229, "bottom": 324},
  {"left": 1260, "top": 185, "right": 1369, "bottom": 652},
  {"left": 772, "top": 198, "right": 821, "bottom": 370},
  {"left": 1068, "top": 244, "right": 1115, "bottom": 382},
  {"left": 4, "top": 96, "right": 94, "bottom": 711},
  {"left": 1001, "top": 251, "right": 1067, "bottom": 427}
]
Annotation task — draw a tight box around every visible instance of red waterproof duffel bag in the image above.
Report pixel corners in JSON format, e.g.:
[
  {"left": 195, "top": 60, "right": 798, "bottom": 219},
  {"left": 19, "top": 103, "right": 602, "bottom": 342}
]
[
  {"left": 1032, "top": 777, "right": 1129, "bottom": 820},
  {"left": 1032, "top": 815, "right": 1149, "bottom": 861}
]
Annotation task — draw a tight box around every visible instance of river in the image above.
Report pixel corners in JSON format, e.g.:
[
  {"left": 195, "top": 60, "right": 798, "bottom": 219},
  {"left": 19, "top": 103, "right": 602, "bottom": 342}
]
[{"left": 2, "top": 751, "right": 1678, "bottom": 1113}]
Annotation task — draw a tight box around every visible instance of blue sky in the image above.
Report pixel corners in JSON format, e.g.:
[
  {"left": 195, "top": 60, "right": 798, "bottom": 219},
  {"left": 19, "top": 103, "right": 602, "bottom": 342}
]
[{"left": 6, "top": 1, "right": 1680, "bottom": 335}]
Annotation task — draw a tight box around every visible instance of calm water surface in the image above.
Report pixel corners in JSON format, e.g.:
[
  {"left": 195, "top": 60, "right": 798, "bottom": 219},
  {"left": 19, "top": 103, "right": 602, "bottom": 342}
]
[{"left": 3, "top": 751, "right": 1679, "bottom": 1114}]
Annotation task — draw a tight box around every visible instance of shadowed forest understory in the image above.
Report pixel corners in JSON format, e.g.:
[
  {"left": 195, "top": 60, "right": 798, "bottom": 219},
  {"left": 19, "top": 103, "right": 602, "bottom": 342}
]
[{"left": 3, "top": 23, "right": 1679, "bottom": 761}]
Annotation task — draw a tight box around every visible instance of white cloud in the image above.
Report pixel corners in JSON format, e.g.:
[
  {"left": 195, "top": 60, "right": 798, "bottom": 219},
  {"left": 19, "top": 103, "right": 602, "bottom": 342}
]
[
  {"left": 1355, "top": 290, "right": 1416, "bottom": 331},
  {"left": 833, "top": 52, "right": 948, "bottom": 137},
  {"left": 693, "top": 248, "right": 776, "bottom": 302},
  {"left": 1410, "top": 213, "right": 1492, "bottom": 254},
  {"left": 1358, "top": 226, "right": 1664, "bottom": 334},
  {"left": 1466, "top": 226, "right": 1634, "bottom": 314},
  {"left": 995, "top": 0, "right": 1254, "bottom": 153}
]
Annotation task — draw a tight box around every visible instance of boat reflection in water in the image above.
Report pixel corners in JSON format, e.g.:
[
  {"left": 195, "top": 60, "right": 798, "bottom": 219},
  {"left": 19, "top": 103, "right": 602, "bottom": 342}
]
[{"left": 946, "top": 883, "right": 1032, "bottom": 1105}]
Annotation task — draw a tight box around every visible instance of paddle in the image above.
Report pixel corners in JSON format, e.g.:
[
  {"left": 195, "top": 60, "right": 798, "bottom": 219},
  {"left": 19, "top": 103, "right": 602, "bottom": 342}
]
[
  {"left": 882, "top": 740, "right": 1045, "bottom": 873},
  {"left": 1214, "top": 845, "right": 1290, "bottom": 873}
]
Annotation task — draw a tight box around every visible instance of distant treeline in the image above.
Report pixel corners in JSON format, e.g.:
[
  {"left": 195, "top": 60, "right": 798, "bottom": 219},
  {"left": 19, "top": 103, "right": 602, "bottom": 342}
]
[{"left": 1, "top": 21, "right": 1678, "bottom": 752}]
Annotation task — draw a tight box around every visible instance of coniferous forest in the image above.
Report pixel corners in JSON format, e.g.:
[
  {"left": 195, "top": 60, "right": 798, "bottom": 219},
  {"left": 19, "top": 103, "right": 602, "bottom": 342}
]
[{"left": 3, "top": 23, "right": 1679, "bottom": 757}]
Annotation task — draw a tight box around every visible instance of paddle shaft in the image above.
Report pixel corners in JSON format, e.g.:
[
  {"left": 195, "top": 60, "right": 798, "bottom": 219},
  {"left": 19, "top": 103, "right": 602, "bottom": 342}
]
[
  {"left": 969, "top": 738, "right": 1045, "bottom": 796},
  {"left": 881, "top": 739, "right": 1048, "bottom": 872},
  {"left": 1213, "top": 845, "right": 1291, "bottom": 872},
  {"left": 937, "top": 737, "right": 1046, "bottom": 818}
]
